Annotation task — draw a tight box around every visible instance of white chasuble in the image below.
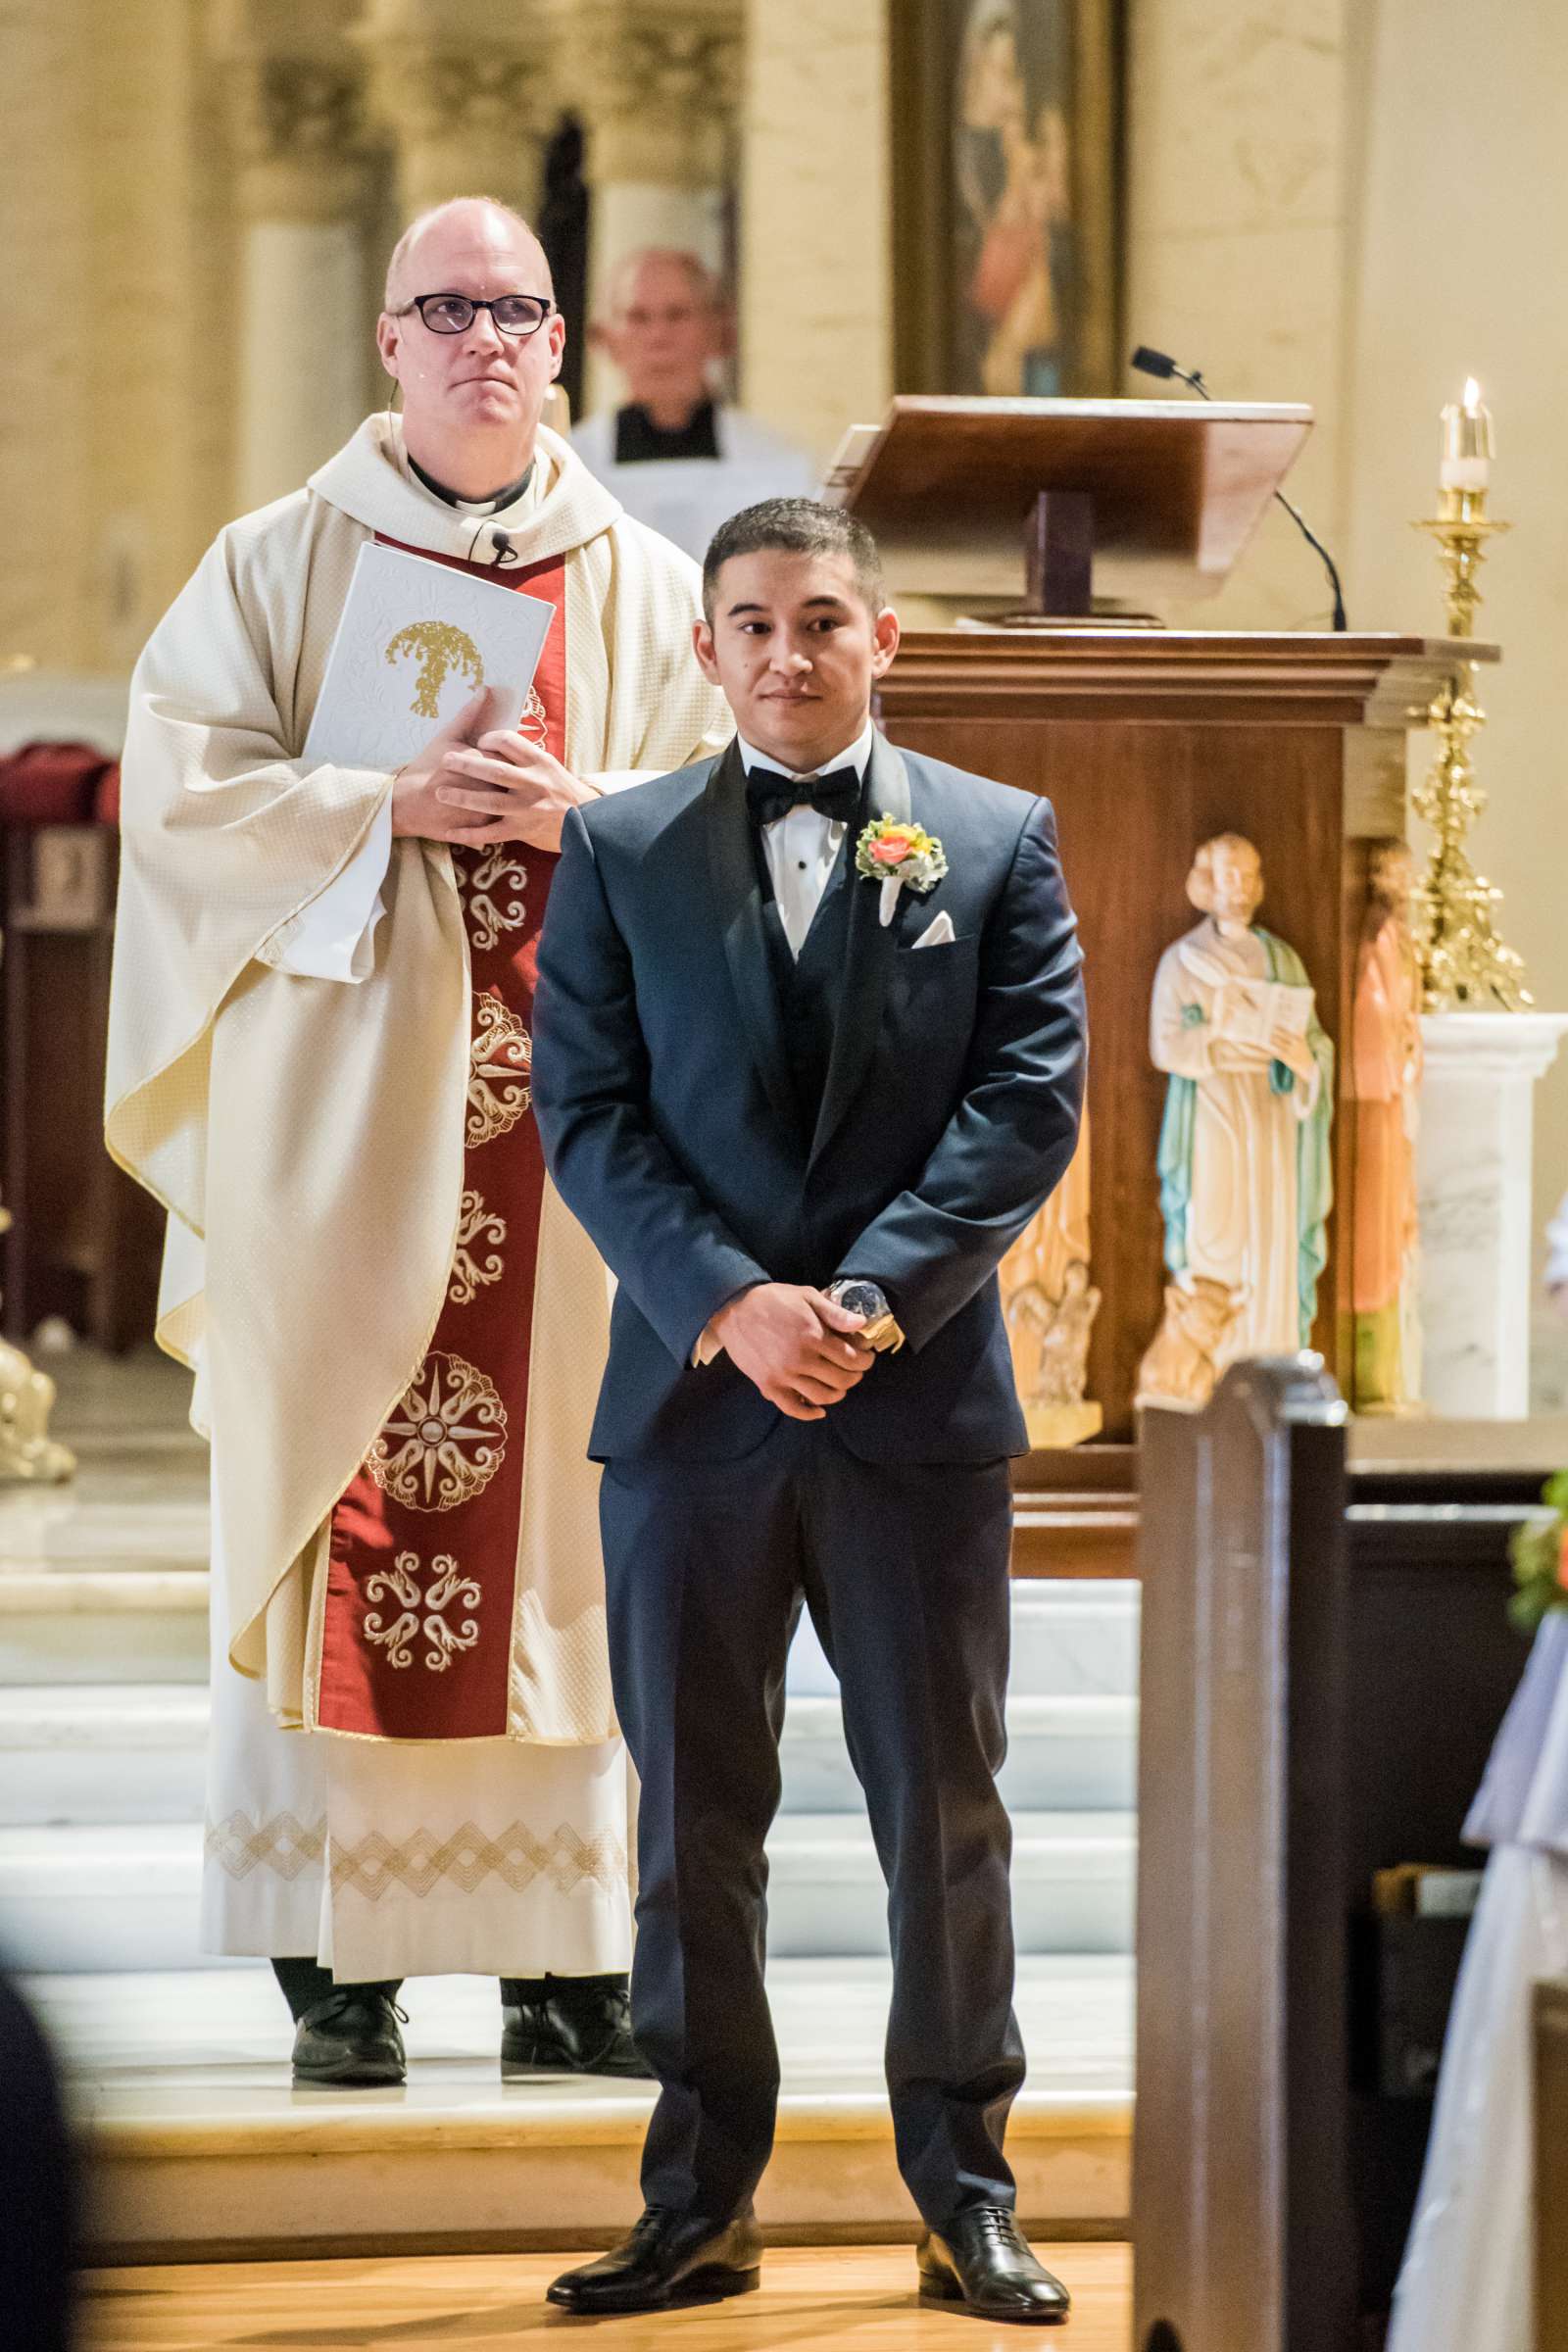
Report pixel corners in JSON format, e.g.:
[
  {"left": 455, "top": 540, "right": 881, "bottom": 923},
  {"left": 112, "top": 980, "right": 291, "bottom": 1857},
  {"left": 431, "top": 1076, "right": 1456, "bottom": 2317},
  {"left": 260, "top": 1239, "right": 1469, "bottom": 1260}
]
[{"left": 109, "top": 414, "right": 727, "bottom": 1970}]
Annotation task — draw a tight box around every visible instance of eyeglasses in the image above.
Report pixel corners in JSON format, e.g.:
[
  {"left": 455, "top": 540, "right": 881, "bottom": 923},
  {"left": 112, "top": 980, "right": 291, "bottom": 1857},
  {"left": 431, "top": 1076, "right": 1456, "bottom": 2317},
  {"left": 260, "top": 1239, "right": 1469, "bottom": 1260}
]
[{"left": 395, "top": 292, "right": 556, "bottom": 338}]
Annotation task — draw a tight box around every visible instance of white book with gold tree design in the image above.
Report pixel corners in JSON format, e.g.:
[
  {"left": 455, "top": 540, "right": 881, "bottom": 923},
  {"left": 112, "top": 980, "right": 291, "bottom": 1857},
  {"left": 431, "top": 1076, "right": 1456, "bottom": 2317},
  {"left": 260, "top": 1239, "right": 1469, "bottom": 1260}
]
[{"left": 303, "top": 541, "right": 556, "bottom": 771}]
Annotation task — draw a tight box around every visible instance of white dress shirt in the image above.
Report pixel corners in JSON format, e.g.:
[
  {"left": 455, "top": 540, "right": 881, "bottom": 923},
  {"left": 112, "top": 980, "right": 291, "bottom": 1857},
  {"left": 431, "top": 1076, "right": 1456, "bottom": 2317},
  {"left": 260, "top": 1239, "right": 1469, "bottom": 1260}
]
[{"left": 737, "top": 717, "right": 876, "bottom": 959}]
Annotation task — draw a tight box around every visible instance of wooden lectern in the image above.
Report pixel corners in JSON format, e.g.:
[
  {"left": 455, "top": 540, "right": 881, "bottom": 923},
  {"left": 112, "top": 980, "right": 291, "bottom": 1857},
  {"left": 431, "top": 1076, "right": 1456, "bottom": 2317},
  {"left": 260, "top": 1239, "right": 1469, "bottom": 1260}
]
[{"left": 836, "top": 401, "right": 1497, "bottom": 1442}]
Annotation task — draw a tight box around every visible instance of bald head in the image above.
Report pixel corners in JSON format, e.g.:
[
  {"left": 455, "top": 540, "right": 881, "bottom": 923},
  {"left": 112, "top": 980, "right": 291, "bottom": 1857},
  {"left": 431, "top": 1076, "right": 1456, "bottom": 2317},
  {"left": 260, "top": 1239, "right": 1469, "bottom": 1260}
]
[
  {"left": 599, "top": 246, "right": 721, "bottom": 324},
  {"left": 375, "top": 195, "right": 565, "bottom": 501},
  {"left": 593, "top": 246, "right": 728, "bottom": 423},
  {"left": 384, "top": 197, "right": 554, "bottom": 313}
]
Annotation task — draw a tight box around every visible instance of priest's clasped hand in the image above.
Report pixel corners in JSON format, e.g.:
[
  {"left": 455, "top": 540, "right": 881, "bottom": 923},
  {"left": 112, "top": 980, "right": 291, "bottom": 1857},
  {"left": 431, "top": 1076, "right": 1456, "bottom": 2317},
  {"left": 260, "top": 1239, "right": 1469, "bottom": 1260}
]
[
  {"left": 391, "top": 686, "right": 598, "bottom": 855},
  {"left": 709, "top": 1283, "right": 874, "bottom": 1422}
]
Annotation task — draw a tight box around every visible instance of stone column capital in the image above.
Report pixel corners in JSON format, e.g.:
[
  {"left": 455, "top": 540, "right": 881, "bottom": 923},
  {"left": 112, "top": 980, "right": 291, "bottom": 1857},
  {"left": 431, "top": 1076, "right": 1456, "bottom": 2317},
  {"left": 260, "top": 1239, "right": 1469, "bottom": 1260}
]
[
  {"left": 225, "top": 52, "right": 374, "bottom": 222},
  {"left": 353, "top": 6, "right": 555, "bottom": 219},
  {"left": 549, "top": 0, "right": 743, "bottom": 184}
]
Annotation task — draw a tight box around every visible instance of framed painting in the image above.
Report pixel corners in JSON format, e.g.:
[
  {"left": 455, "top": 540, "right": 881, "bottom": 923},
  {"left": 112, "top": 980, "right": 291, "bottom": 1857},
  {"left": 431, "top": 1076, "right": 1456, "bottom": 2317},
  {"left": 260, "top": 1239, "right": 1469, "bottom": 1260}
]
[{"left": 892, "top": 0, "right": 1122, "bottom": 398}]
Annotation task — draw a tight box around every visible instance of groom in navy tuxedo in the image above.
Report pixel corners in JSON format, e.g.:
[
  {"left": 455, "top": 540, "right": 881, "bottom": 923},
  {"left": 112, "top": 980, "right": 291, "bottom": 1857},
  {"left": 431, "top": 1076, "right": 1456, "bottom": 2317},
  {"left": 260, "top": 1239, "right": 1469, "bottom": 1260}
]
[{"left": 533, "top": 499, "right": 1087, "bottom": 2324}]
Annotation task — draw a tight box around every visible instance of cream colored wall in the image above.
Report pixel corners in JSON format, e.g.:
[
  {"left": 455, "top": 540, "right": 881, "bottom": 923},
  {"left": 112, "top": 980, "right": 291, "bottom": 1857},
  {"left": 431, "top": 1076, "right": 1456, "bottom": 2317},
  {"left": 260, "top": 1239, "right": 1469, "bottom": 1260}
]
[
  {"left": 1121, "top": 0, "right": 1355, "bottom": 632},
  {"left": 738, "top": 0, "right": 893, "bottom": 466},
  {"left": 0, "top": 0, "right": 237, "bottom": 676},
  {"left": 0, "top": 0, "right": 94, "bottom": 672}
]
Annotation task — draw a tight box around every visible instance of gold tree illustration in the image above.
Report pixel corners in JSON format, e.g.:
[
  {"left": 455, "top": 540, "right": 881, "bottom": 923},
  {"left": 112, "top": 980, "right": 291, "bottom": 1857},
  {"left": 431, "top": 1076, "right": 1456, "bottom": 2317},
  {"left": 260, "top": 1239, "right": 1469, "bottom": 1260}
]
[{"left": 385, "top": 621, "right": 485, "bottom": 718}]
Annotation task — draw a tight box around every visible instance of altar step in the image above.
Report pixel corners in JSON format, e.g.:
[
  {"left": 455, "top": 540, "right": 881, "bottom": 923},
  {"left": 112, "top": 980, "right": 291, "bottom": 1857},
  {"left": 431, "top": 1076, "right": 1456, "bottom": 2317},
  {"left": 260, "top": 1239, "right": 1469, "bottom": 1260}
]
[
  {"left": 36, "top": 1957, "right": 1134, "bottom": 2259},
  {"left": 0, "top": 1685, "right": 1137, "bottom": 1828},
  {"left": 0, "top": 1561, "right": 1137, "bottom": 1694},
  {"left": 0, "top": 1810, "right": 1135, "bottom": 1976}
]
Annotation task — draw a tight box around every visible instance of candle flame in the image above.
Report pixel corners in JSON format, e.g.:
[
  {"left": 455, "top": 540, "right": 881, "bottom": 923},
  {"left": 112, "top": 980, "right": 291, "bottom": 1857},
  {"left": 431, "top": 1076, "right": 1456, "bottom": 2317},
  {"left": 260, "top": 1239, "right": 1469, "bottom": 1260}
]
[{"left": 1462, "top": 375, "right": 1482, "bottom": 410}]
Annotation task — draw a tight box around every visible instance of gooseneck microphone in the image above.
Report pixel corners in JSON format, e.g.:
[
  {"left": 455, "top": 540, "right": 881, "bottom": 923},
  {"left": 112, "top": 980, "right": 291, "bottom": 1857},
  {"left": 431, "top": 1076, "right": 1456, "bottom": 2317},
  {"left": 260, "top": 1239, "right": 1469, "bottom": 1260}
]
[{"left": 1131, "top": 344, "right": 1348, "bottom": 631}]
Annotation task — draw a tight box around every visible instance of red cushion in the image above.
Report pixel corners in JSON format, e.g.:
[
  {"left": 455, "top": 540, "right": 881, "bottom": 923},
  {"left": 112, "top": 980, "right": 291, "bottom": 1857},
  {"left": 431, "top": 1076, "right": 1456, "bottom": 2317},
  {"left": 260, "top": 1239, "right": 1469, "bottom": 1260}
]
[
  {"left": 0, "top": 742, "right": 115, "bottom": 826},
  {"left": 92, "top": 762, "right": 121, "bottom": 826}
]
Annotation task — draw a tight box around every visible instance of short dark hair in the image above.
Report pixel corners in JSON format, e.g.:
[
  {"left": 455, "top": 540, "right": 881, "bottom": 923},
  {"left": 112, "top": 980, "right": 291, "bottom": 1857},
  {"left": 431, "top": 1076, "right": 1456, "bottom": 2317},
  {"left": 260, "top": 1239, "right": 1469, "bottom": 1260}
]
[{"left": 701, "top": 498, "right": 885, "bottom": 621}]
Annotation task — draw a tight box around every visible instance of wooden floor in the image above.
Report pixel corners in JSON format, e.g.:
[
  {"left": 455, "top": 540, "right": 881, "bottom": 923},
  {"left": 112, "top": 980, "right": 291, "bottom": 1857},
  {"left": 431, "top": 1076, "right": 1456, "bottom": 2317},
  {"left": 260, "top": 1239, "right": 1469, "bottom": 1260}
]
[{"left": 81, "top": 2244, "right": 1131, "bottom": 2349}]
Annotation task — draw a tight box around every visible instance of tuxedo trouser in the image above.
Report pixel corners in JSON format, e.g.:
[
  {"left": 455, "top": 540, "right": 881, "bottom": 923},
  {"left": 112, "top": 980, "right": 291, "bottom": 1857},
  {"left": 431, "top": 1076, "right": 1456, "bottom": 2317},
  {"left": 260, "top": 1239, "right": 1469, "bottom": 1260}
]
[{"left": 600, "top": 1416, "right": 1024, "bottom": 2229}]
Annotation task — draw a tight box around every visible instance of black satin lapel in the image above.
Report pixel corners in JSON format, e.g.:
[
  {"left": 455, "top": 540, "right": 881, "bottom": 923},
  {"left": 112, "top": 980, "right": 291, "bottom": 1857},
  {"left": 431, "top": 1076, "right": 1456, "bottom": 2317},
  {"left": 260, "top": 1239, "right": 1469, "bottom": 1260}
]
[
  {"left": 809, "top": 735, "right": 912, "bottom": 1168},
  {"left": 706, "top": 741, "right": 799, "bottom": 1140}
]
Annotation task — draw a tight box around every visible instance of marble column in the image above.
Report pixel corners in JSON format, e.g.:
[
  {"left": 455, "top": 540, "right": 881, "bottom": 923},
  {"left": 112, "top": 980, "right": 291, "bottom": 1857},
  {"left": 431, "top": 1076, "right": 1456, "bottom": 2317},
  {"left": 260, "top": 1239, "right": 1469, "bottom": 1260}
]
[
  {"left": 225, "top": 55, "right": 374, "bottom": 513},
  {"left": 738, "top": 0, "right": 892, "bottom": 464},
  {"left": 552, "top": 0, "right": 741, "bottom": 418},
  {"left": 0, "top": 0, "right": 92, "bottom": 668},
  {"left": 1416, "top": 1011, "right": 1568, "bottom": 1416}
]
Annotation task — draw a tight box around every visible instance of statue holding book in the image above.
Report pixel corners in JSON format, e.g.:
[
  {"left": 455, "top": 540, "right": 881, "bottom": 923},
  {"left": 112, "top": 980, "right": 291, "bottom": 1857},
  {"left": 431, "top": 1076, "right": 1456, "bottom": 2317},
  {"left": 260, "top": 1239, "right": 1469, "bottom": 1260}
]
[{"left": 1140, "top": 833, "right": 1333, "bottom": 1409}]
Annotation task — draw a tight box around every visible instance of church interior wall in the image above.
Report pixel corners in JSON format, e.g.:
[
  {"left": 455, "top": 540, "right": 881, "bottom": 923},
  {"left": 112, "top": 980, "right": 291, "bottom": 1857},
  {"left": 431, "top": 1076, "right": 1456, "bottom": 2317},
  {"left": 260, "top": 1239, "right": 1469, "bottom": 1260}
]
[{"left": 5, "top": 0, "right": 1568, "bottom": 1390}]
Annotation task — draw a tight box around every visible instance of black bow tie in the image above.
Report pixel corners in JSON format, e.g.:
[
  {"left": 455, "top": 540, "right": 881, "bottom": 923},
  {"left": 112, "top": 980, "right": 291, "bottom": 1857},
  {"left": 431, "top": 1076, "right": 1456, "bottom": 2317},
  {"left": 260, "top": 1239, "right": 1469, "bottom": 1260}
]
[{"left": 745, "top": 763, "right": 862, "bottom": 830}]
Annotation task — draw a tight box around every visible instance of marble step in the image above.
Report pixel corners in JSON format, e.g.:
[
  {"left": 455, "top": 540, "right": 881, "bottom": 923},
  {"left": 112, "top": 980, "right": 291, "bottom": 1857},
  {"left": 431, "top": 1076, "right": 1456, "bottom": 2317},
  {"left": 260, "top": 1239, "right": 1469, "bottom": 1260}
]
[
  {"left": 0, "top": 1576, "right": 1137, "bottom": 1698},
  {"left": 0, "top": 1460, "right": 211, "bottom": 1683},
  {"left": 0, "top": 1812, "right": 1136, "bottom": 1975},
  {"left": 788, "top": 1582, "right": 1140, "bottom": 1703},
  {"left": 0, "top": 1686, "right": 1136, "bottom": 1828},
  {"left": 34, "top": 1956, "right": 1133, "bottom": 2256},
  {"left": 0, "top": 1568, "right": 209, "bottom": 1685},
  {"left": 783, "top": 1693, "right": 1135, "bottom": 1814}
]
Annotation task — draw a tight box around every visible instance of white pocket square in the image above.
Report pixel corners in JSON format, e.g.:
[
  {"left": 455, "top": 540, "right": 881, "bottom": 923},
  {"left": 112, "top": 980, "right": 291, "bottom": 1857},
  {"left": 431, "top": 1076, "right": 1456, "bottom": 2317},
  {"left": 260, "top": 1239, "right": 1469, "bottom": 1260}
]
[{"left": 911, "top": 911, "right": 956, "bottom": 950}]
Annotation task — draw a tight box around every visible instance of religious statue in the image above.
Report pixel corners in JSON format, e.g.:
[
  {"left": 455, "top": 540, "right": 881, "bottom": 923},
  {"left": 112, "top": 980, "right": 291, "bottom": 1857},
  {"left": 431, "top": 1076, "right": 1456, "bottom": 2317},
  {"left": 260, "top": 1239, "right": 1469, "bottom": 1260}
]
[
  {"left": 1347, "top": 839, "right": 1424, "bottom": 1412},
  {"left": 1138, "top": 833, "right": 1334, "bottom": 1411},
  {"left": 1000, "top": 1119, "right": 1102, "bottom": 1446}
]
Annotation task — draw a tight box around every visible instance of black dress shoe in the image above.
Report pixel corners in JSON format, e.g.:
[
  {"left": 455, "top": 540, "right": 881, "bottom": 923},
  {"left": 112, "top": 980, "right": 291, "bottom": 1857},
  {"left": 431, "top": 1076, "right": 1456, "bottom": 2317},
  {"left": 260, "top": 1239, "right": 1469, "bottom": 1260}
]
[
  {"left": 547, "top": 2206, "right": 762, "bottom": 2314},
  {"left": 501, "top": 1974, "right": 653, "bottom": 2080},
  {"left": 918, "top": 2206, "right": 1071, "bottom": 2324},
  {"left": 290, "top": 1988, "right": 408, "bottom": 2087}
]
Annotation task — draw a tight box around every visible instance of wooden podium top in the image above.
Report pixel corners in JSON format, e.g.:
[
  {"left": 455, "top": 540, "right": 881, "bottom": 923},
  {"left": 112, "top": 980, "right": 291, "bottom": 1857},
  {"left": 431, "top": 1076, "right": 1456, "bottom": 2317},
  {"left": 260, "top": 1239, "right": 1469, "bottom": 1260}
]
[
  {"left": 877, "top": 628, "right": 1498, "bottom": 727},
  {"left": 826, "top": 395, "right": 1314, "bottom": 602}
]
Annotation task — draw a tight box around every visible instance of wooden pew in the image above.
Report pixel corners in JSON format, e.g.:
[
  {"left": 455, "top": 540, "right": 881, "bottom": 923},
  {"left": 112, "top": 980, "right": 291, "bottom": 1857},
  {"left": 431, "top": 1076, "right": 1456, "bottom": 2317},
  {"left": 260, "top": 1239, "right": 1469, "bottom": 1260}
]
[{"left": 1132, "top": 1359, "right": 1552, "bottom": 2350}]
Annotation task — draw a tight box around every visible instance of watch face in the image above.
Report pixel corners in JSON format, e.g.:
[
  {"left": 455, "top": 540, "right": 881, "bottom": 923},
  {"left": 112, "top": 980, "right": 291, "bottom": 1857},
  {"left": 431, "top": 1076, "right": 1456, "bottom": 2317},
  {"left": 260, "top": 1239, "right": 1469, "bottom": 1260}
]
[{"left": 835, "top": 1281, "right": 885, "bottom": 1319}]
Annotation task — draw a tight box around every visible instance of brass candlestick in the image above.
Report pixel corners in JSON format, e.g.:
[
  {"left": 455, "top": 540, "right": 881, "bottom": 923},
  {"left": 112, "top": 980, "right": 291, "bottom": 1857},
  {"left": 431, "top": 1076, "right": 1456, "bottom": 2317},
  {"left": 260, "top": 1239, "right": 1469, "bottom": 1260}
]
[{"left": 1409, "top": 464, "right": 1531, "bottom": 1010}]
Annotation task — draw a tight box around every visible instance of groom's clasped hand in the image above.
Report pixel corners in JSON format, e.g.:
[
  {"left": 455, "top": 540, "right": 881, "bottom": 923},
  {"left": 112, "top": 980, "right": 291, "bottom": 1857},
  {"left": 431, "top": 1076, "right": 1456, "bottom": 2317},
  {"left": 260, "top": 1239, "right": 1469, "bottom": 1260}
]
[{"left": 709, "top": 1283, "right": 874, "bottom": 1420}]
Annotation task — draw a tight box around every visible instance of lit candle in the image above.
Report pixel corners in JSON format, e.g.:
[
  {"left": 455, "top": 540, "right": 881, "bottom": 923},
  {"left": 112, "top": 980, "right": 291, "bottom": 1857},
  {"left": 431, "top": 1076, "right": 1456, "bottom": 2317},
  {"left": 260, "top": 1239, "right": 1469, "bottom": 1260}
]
[{"left": 1440, "top": 376, "right": 1493, "bottom": 492}]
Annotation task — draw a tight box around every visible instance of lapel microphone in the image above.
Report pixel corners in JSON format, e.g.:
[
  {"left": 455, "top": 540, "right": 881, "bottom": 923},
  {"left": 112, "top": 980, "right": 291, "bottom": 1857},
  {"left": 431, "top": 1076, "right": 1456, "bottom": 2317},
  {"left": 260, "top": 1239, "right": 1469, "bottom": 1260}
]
[
  {"left": 489, "top": 529, "right": 519, "bottom": 566},
  {"left": 1130, "top": 344, "right": 1348, "bottom": 630}
]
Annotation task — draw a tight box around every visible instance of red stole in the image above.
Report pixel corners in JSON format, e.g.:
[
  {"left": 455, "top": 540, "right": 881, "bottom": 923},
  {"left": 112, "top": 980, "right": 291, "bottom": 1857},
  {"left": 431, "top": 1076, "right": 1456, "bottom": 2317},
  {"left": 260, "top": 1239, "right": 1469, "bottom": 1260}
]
[{"left": 315, "top": 539, "right": 565, "bottom": 1740}]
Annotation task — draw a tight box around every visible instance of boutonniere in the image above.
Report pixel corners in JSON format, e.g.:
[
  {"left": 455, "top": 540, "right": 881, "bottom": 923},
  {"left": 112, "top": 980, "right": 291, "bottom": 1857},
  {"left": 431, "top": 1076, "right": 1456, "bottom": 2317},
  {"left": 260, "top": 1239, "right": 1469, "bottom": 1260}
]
[{"left": 855, "top": 814, "right": 950, "bottom": 927}]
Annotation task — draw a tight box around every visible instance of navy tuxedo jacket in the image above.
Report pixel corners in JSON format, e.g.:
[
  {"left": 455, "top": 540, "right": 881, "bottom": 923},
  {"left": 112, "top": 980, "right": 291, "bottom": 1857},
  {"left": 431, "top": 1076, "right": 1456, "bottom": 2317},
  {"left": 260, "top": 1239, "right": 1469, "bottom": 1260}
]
[{"left": 532, "top": 730, "right": 1087, "bottom": 1464}]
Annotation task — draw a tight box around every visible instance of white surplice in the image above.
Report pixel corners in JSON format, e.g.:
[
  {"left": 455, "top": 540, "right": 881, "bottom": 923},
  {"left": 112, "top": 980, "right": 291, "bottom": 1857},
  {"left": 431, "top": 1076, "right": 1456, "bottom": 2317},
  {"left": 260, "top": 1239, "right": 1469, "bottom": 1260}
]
[{"left": 1387, "top": 1612, "right": 1568, "bottom": 2352}]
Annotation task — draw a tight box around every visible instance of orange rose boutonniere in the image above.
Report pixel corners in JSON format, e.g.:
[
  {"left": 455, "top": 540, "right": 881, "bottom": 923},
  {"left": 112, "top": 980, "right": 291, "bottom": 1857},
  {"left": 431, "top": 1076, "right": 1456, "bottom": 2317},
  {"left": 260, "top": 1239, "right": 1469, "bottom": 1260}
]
[{"left": 855, "top": 813, "right": 949, "bottom": 927}]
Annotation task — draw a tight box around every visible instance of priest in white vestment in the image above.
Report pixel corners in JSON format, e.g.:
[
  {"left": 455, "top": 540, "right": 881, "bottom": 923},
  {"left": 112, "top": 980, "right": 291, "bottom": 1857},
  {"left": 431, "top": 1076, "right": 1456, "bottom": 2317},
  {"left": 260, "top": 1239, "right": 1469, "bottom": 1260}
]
[
  {"left": 105, "top": 198, "right": 728, "bottom": 2084},
  {"left": 573, "top": 248, "right": 816, "bottom": 563}
]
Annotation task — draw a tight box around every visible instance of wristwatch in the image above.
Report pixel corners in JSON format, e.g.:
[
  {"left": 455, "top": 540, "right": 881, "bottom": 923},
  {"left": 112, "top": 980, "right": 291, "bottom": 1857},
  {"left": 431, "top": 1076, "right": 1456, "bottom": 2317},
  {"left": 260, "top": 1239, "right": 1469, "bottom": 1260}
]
[{"left": 827, "top": 1278, "right": 905, "bottom": 1354}]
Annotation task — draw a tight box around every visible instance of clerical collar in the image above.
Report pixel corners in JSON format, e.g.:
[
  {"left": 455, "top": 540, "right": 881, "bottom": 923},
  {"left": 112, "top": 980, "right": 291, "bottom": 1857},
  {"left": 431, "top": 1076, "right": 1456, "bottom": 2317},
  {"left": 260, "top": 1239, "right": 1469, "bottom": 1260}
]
[
  {"left": 409, "top": 453, "right": 534, "bottom": 515},
  {"left": 737, "top": 718, "right": 876, "bottom": 786},
  {"left": 614, "top": 400, "right": 721, "bottom": 466}
]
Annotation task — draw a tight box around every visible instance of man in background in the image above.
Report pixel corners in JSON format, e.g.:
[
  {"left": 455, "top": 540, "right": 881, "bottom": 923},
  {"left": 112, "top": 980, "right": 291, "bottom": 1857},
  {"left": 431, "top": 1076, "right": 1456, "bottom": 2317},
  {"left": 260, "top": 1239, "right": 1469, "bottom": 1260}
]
[{"left": 573, "top": 248, "right": 815, "bottom": 561}]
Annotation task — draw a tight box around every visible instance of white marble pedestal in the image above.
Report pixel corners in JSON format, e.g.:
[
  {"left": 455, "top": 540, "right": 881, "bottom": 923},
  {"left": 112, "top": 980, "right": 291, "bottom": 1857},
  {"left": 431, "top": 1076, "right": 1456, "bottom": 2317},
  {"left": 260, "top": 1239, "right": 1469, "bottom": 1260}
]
[{"left": 1417, "top": 1010, "right": 1568, "bottom": 1415}]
